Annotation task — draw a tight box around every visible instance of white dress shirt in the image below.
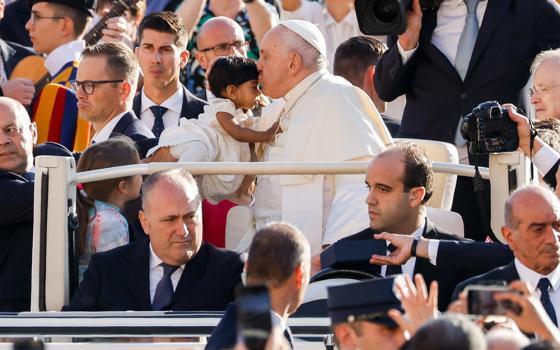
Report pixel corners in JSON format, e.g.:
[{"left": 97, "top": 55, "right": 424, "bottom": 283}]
[
  {"left": 91, "top": 111, "right": 128, "bottom": 144},
  {"left": 515, "top": 258, "right": 560, "bottom": 323},
  {"left": 148, "top": 243, "right": 185, "bottom": 304},
  {"left": 140, "top": 87, "right": 184, "bottom": 130},
  {"left": 280, "top": 2, "right": 380, "bottom": 71},
  {"left": 533, "top": 143, "right": 560, "bottom": 177},
  {"left": 44, "top": 40, "right": 85, "bottom": 76}
]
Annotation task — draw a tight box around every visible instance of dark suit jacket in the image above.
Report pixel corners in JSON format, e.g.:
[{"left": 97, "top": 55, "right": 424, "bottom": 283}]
[
  {"left": 0, "top": 142, "right": 71, "bottom": 312},
  {"left": 63, "top": 239, "right": 244, "bottom": 311},
  {"left": 452, "top": 262, "right": 519, "bottom": 301},
  {"left": 0, "top": 39, "right": 34, "bottom": 79},
  {"left": 109, "top": 111, "right": 155, "bottom": 158},
  {"left": 132, "top": 86, "right": 207, "bottom": 123},
  {"left": 339, "top": 220, "right": 469, "bottom": 309},
  {"left": 0, "top": 0, "right": 32, "bottom": 47},
  {"left": 374, "top": 0, "right": 560, "bottom": 143},
  {"left": 206, "top": 302, "right": 294, "bottom": 350}
]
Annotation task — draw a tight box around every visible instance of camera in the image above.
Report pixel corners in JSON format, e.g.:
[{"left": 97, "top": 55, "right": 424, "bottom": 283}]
[
  {"left": 355, "top": 0, "right": 442, "bottom": 35},
  {"left": 466, "top": 285, "right": 521, "bottom": 316},
  {"left": 460, "top": 101, "right": 519, "bottom": 155}
]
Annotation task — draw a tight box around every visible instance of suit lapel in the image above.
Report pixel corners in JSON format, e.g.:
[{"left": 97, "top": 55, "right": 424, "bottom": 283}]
[
  {"left": 180, "top": 86, "right": 199, "bottom": 120},
  {"left": 414, "top": 220, "right": 438, "bottom": 283},
  {"left": 420, "top": 9, "right": 463, "bottom": 83},
  {"left": 467, "top": 0, "right": 513, "bottom": 79},
  {"left": 111, "top": 112, "right": 134, "bottom": 136},
  {"left": 501, "top": 262, "right": 520, "bottom": 283},
  {"left": 123, "top": 239, "right": 152, "bottom": 310},
  {"left": 132, "top": 95, "right": 141, "bottom": 119},
  {"left": 171, "top": 243, "right": 210, "bottom": 307}
]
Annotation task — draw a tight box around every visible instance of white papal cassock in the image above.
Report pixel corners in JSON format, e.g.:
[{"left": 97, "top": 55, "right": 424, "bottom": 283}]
[{"left": 254, "top": 68, "right": 392, "bottom": 254}]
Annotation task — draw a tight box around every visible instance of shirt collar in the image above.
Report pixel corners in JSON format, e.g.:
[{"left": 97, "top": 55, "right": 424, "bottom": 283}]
[
  {"left": 283, "top": 69, "right": 327, "bottom": 107},
  {"left": 514, "top": 258, "right": 560, "bottom": 292},
  {"left": 91, "top": 111, "right": 128, "bottom": 144},
  {"left": 45, "top": 40, "right": 85, "bottom": 76},
  {"left": 323, "top": 8, "right": 357, "bottom": 27},
  {"left": 270, "top": 310, "right": 287, "bottom": 332},
  {"left": 149, "top": 243, "right": 186, "bottom": 271},
  {"left": 141, "top": 86, "right": 184, "bottom": 114}
]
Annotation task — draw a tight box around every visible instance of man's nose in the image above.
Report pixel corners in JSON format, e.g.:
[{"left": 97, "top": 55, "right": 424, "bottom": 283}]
[
  {"left": 0, "top": 131, "right": 11, "bottom": 145},
  {"left": 151, "top": 51, "right": 162, "bottom": 63},
  {"left": 366, "top": 189, "right": 377, "bottom": 205}
]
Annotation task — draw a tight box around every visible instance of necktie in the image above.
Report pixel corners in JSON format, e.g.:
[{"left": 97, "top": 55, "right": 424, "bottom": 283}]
[
  {"left": 150, "top": 105, "right": 168, "bottom": 138},
  {"left": 455, "top": 0, "right": 480, "bottom": 80},
  {"left": 152, "top": 263, "right": 179, "bottom": 311},
  {"left": 21, "top": 172, "right": 35, "bottom": 181},
  {"left": 537, "top": 278, "right": 558, "bottom": 326}
]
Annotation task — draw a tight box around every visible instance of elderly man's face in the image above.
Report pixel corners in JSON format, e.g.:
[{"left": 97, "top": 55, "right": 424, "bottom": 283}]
[
  {"left": 503, "top": 190, "right": 560, "bottom": 275},
  {"left": 0, "top": 103, "right": 36, "bottom": 174},
  {"left": 139, "top": 177, "right": 203, "bottom": 266},
  {"left": 531, "top": 59, "right": 560, "bottom": 120},
  {"left": 257, "top": 28, "right": 292, "bottom": 99}
]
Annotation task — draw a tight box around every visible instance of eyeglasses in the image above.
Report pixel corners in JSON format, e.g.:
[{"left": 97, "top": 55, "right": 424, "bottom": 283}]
[
  {"left": 70, "top": 80, "right": 125, "bottom": 95},
  {"left": 529, "top": 83, "right": 560, "bottom": 98},
  {"left": 29, "top": 11, "right": 65, "bottom": 23},
  {"left": 198, "top": 40, "right": 249, "bottom": 55}
]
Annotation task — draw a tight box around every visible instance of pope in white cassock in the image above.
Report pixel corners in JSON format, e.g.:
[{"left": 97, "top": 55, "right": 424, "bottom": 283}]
[{"left": 254, "top": 20, "right": 391, "bottom": 254}]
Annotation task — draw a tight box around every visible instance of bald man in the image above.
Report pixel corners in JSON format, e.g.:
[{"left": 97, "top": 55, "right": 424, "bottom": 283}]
[
  {"left": 253, "top": 21, "right": 388, "bottom": 254},
  {"left": 0, "top": 97, "right": 71, "bottom": 311}
]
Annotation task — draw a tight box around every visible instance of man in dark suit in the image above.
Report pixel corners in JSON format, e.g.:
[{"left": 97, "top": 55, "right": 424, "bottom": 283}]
[
  {"left": 206, "top": 222, "right": 311, "bottom": 349},
  {"left": 0, "top": 97, "right": 71, "bottom": 311},
  {"left": 133, "top": 12, "right": 206, "bottom": 137},
  {"left": 74, "top": 41, "right": 154, "bottom": 149},
  {"left": 323, "top": 141, "right": 469, "bottom": 309},
  {"left": 64, "top": 168, "right": 244, "bottom": 311},
  {"left": 452, "top": 185, "right": 560, "bottom": 325},
  {"left": 374, "top": 0, "right": 560, "bottom": 241}
]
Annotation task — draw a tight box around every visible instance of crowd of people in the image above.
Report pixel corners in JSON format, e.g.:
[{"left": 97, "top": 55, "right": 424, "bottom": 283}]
[{"left": 0, "top": 0, "right": 560, "bottom": 348}]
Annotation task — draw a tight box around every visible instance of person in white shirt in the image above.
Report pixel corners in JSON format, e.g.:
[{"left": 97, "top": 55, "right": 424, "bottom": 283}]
[
  {"left": 73, "top": 42, "right": 153, "bottom": 146},
  {"left": 133, "top": 11, "right": 206, "bottom": 136},
  {"left": 253, "top": 19, "right": 389, "bottom": 255}
]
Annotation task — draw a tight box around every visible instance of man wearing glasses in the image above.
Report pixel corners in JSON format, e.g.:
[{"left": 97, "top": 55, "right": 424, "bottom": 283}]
[
  {"left": 25, "top": 0, "right": 94, "bottom": 151},
  {"left": 72, "top": 42, "right": 153, "bottom": 147},
  {"left": 191, "top": 16, "right": 251, "bottom": 100}
]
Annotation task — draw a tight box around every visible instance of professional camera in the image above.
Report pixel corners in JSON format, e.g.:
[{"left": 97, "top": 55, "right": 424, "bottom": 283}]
[
  {"left": 460, "top": 101, "right": 519, "bottom": 155},
  {"left": 355, "top": 0, "right": 442, "bottom": 35}
]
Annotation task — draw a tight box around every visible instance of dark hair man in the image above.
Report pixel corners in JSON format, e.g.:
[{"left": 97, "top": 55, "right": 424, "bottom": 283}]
[
  {"left": 206, "top": 222, "right": 311, "bottom": 350},
  {"left": 133, "top": 11, "right": 206, "bottom": 138},
  {"left": 74, "top": 42, "right": 154, "bottom": 148},
  {"left": 64, "top": 168, "right": 244, "bottom": 311}
]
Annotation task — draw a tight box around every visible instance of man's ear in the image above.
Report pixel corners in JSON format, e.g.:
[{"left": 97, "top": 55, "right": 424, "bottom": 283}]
[
  {"left": 501, "top": 226, "right": 516, "bottom": 250},
  {"left": 333, "top": 324, "right": 357, "bottom": 350},
  {"left": 288, "top": 52, "right": 303, "bottom": 74},
  {"left": 139, "top": 210, "right": 150, "bottom": 237},
  {"left": 363, "top": 65, "right": 375, "bottom": 89},
  {"left": 195, "top": 51, "right": 207, "bottom": 70},
  {"left": 179, "top": 50, "right": 189, "bottom": 69},
  {"left": 409, "top": 186, "right": 426, "bottom": 207},
  {"left": 121, "top": 81, "right": 133, "bottom": 101},
  {"left": 294, "top": 262, "right": 305, "bottom": 289},
  {"left": 30, "top": 122, "right": 38, "bottom": 144}
]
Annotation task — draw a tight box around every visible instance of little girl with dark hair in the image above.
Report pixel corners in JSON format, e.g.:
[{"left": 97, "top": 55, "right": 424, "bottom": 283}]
[{"left": 148, "top": 56, "right": 280, "bottom": 201}]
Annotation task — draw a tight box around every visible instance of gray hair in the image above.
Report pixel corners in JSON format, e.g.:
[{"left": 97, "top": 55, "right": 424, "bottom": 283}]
[
  {"left": 531, "top": 48, "right": 560, "bottom": 74},
  {"left": 279, "top": 27, "right": 326, "bottom": 70}
]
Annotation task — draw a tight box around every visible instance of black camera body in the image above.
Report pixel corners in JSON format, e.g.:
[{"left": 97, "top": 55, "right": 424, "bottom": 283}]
[
  {"left": 355, "top": 0, "right": 442, "bottom": 35},
  {"left": 460, "top": 101, "right": 519, "bottom": 155}
]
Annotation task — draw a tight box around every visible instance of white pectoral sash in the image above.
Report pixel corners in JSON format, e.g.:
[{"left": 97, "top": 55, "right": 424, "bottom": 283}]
[{"left": 281, "top": 176, "right": 324, "bottom": 255}]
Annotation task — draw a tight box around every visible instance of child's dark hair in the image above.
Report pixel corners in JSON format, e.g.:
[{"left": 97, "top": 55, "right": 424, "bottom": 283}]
[
  {"left": 76, "top": 136, "right": 140, "bottom": 255},
  {"left": 208, "top": 56, "right": 259, "bottom": 99}
]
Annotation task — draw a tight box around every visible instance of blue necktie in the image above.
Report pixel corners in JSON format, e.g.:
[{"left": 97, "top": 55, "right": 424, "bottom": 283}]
[
  {"left": 537, "top": 278, "right": 558, "bottom": 326},
  {"left": 22, "top": 172, "right": 35, "bottom": 181},
  {"left": 455, "top": 0, "right": 480, "bottom": 80},
  {"left": 152, "top": 263, "right": 179, "bottom": 311},
  {"left": 150, "top": 105, "right": 168, "bottom": 138}
]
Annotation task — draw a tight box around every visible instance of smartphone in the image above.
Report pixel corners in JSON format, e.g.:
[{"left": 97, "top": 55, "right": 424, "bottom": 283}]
[
  {"left": 237, "top": 284, "right": 272, "bottom": 350},
  {"left": 466, "top": 285, "right": 521, "bottom": 316}
]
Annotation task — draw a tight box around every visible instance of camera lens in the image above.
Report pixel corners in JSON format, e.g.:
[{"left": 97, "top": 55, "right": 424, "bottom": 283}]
[{"left": 373, "top": 0, "right": 401, "bottom": 23}]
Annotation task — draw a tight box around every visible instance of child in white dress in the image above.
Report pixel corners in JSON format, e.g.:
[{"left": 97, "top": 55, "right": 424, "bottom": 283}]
[{"left": 147, "top": 56, "right": 280, "bottom": 201}]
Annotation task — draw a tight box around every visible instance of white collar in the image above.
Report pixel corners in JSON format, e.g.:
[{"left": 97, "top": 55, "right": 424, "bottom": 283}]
[
  {"left": 283, "top": 69, "right": 327, "bottom": 107},
  {"left": 141, "top": 86, "right": 184, "bottom": 114},
  {"left": 91, "top": 111, "right": 128, "bottom": 144},
  {"left": 45, "top": 40, "right": 85, "bottom": 76},
  {"left": 270, "top": 310, "right": 287, "bottom": 332},
  {"left": 149, "top": 243, "right": 186, "bottom": 270},
  {"left": 323, "top": 7, "right": 357, "bottom": 27},
  {"left": 514, "top": 258, "right": 560, "bottom": 293}
]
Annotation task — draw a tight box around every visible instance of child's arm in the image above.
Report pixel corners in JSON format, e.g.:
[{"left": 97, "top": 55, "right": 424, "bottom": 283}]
[{"left": 216, "top": 111, "right": 281, "bottom": 143}]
